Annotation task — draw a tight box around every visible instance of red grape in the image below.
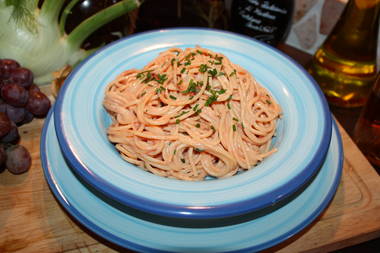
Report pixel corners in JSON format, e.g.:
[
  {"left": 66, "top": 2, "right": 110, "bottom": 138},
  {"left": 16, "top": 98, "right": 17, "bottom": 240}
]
[
  {"left": 1, "top": 83, "right": 29, "bottom": 107},
  {"left": 0, "top": 112, "right": 11, "bottom": 137},
  {"left": 6, "top": 104, "right": 26, "bottom": 124},
  {"left": 26, "top": 90, "right": 51, "bottom": 117},
  {"left": 0, "top": 59, "right": 20, "bottom": 79},
  {"left": 1, "top": 121, "right": 19, "bottom": 144},
  {"left": 0, "top": 99, "right": 7, "bottom": 113},
  {"left": 18, "top": 110, "right": 34, "bottom": 126},
  {"left": 28, "top": 84, "right": 41, "bottom": 94},
  {"left": 0, "top": 145, "right": 6, "bottom": 168},
  {"left": 8, "top": 67, "right": 33, "bottom": 89},
  {"left": 6, "top": 144, "right": 31, "bottom": 174}
]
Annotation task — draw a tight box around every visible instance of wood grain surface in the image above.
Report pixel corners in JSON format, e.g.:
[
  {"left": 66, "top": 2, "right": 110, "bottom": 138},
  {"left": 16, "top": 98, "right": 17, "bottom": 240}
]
[{"left": 1, "top": 86, "right": 380, "bottom": 253}]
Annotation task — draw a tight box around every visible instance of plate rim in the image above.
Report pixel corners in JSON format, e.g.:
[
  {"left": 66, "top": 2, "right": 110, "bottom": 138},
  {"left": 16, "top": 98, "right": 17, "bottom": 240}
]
[{"left": 41, "top": 109, "right": 343, "bottom": 252}]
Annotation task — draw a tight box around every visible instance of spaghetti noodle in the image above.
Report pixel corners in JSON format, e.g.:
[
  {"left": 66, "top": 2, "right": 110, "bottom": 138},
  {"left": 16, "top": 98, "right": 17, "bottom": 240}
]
[{"left": 103, "top": 47, "right": 281, "bottom": 181}]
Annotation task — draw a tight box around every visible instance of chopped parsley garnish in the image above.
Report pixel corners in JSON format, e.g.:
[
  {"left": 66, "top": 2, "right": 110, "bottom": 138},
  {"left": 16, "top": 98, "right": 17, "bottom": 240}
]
[
  {"left": 204, "top": 89, "right": 224, "bottom": 106},
  {"left": 140, "top": 91, "right": 146, "bottom": 97},
  {"left": 266, "top": 99, "right": 272, "bottom": 104},
  {"left": 184, "top": 60, "right": 191, "bottom": 66},
  {"left": 229, "top": 69, "right": 237, "bottom": 77},
  {"left": 210, "top": 125, "right": 216, "bottom": 131},
  {"left": 171, "top": 58, "right": 176, "bottom": 66},
  {"left": 227, "top": 102, "right": 231, "bottom": 109},
  {"left": 205, "top": 93, "right": 218, "bottom": 106},
  {"left": 177, "top": 80, "right": 183, "bottom": 86},
  {"left": 175, "top": 111, "right": 188, "bottom": 118},
  {"left": 156, "top": 74, "right": 167, "bottom": 84},
  {"left": 176, "top": 119, "right": 180, "bottom": 124},
  {"left": 233, "top": 117, "right": 239, "bottom": 122},
  {"left": 192, "top": 104, "right": 199, "bottom": 112},
  {"left": 136, "top": 70, "right": 151, "bottom": 79},
  {"left": 180, "top": 68, "right": 186, "bottom": 73},
  {"left": 227, "top": 95, "right": 233, "bottom": 100},
  {"left": 214, "top": 56, "right": 223, "bottom": 65},
  {"left": 194, "top": 148, "right": 204, "bottom": 152},
  {"left": 208, "top": 68, "right": 218, "bottom": 77},
  {"left": 195, "top": 123, "right": 200, "bottom": 128},
  {"left": 182, "top": 79, "right": 197, "bottom": 94},
  {"left": 232, "top": 125, "right": 237, "bottom": 132},
  {"left": 196, "top": 50, "right": 203, "bottom": 55},
  {"left": 217, "top": 89, "right": 226, "bottom": 94},
  {"left": 136, "top": 70, "right": 167, "bottom": 84},
  {"left": 169, "top": 95, "right": 177, "bottom": 100},
  {"left": 199, "top": 64, "right": 208, "bottom": 73},
  {"left": 181, "top": 158, "right": 186, "bottom": 163}
]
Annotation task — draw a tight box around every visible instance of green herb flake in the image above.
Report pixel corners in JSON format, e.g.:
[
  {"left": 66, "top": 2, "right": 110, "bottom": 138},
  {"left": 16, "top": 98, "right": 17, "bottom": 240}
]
[
  {"left": 180, "top": 68, "right": 186, "bottom": 74},
  {"left": 199, "top": 64, "right": 208, "bottom": 73},
  {"left": 195, "top": 123, "right": 200, "bottom": 128},
  {"left": 208, "top": 68, "right": 218, "bottom": 77},
  {"left": 175, "top": 111, "right": 188, "bottom": 118},
  {"left": 227, "top": 102, "right": 231, "bottom": 109},
  {"left": 181, "top": 158, "right": 186, "bottom": 163},
  {"left": 214, "top": 56, "right": 223, "bottom": 65},
  {"left": 217, "top": 89, "right": 226, "bottom": 94},
  {"left": 176, "top": 119, "right": 180, "bottom": 124},
  {"left": 171, "top": 58, "right": 176, "bottom": 66},
  {"left": 193, "top": 104, "right": 199, "bottom": 112},
  {"left": 155, "top": 86, "right": 166, "bottom": 94},
  {"left": 194, "top": 148, "right": 203, "bottom": 152},
  {"left": 233, "top": 117, "right": 239, "bottom": 122},
  {"left": 156, "top": 74, "right": 168, "bottom": 84},
  {"left": 182, "top": 79, "right": 198, "bottom": 94},
  {"left": 266, "top": 99, "right": 272, "bottom": 104},
  {"left": 169, "top": 95, "right": 177, "bottom": 100},
  {"left": 205, "top": 94, "right": 217, "bottom": 106},
  {"left": 210, "top": 125, "right": 216, "bottom": 131},
  {"left": 232, "top": 125, "right": 237, "bottom": 132},
  {"left": 229, "top": 69, "right": 237, "bottom": 77}
]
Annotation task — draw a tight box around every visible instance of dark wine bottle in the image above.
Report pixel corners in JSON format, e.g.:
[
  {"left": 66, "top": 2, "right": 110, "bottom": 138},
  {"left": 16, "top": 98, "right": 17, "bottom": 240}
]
[
  {"left": 134, "top": 0, "right": 228, "bottom": 33},
  {"left": 230, "top": 0, "right": 294, "bottom": 46}
]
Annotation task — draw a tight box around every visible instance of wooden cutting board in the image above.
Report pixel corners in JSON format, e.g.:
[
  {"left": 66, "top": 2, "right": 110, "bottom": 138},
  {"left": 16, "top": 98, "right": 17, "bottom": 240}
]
[{"left": 0, "top": 85, "right": 380, "bottom": 253}]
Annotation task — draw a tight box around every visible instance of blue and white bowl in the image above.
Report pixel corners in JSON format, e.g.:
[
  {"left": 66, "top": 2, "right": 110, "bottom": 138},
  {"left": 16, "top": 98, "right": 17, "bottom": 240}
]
[{"left": 54, "top": 28, "right": 332, "bottom": 219}]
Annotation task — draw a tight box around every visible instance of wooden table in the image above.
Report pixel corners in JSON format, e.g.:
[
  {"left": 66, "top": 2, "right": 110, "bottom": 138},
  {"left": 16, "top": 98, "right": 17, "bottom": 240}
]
[{"left": 1, "top": 52, "right": 380, "bottom": 253}]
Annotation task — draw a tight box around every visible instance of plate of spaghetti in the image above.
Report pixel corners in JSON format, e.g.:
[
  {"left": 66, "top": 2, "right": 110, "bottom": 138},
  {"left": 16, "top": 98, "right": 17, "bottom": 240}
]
[{"left": 54, "top": 28, "right": 332, "bottom": 219}]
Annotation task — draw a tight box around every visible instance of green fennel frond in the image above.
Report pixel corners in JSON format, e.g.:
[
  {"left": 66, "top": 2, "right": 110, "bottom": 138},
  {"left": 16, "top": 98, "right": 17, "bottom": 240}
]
[{"left": 5, "top": 0, "right": 38, "bottom": 33}]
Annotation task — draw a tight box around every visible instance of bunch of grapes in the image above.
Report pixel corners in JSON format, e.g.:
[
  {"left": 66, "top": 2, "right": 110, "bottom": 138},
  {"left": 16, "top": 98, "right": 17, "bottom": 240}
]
[{"left": 0, "top": 59, "right": 51, "bottom": 174}]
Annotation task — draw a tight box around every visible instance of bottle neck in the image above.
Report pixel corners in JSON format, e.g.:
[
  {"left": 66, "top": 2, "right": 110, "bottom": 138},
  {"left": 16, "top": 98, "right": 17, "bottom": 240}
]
[{"left": 323, "top": 0, "right": 380, "bottom": 62}]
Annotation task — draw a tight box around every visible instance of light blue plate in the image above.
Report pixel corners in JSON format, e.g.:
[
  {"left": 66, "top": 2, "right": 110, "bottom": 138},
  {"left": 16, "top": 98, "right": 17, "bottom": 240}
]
[
  {"left": 54, "top": 28, "right": 332, "bottom": 219},
  {"left": 42, "top": 110, "right": 342, "bottom": 252}
]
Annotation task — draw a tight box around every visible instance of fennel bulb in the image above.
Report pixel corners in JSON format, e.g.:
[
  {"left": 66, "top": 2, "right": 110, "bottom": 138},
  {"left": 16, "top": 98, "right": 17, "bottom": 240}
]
[{"left": 0, "top": 0, "right": 140, "bottom": 85}]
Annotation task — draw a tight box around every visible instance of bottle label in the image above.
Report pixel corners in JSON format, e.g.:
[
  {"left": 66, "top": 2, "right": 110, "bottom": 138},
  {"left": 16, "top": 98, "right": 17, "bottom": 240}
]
[{"left": 232, "top": 0, "right": 293, "bottom": 45}]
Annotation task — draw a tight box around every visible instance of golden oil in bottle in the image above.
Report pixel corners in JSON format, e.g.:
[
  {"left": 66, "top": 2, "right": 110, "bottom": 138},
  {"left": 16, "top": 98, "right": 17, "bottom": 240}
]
[{"left": 308, "top": 0, "right": 380, "bottom": 108}]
